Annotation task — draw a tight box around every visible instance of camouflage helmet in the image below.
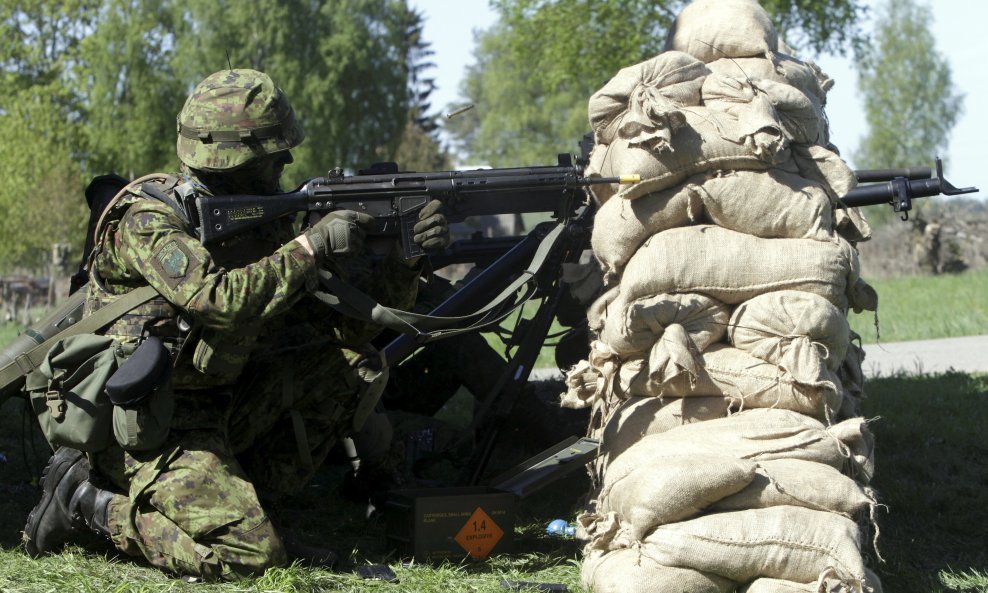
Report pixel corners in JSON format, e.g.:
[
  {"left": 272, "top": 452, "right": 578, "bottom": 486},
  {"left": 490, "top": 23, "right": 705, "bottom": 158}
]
[{"left": 176, "top": 69, "right": 305, "bottom": 172}]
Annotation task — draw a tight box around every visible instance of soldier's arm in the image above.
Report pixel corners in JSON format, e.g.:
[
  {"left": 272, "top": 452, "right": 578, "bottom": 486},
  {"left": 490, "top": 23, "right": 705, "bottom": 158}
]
[{"left": 118, "top": 201, "right": 318, "bottom": 330}]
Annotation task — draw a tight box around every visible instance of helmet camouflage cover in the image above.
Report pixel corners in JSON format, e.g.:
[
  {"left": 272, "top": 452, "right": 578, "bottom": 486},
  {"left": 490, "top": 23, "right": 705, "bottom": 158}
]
[{"left": 176, "top": 69, "right": 305, "bottom": 172}]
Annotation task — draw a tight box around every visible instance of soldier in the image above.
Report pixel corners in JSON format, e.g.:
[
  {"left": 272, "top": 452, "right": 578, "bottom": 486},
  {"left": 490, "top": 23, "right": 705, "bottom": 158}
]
[{"left": 21, "top": 69, "right": 449, "bottom": 580}]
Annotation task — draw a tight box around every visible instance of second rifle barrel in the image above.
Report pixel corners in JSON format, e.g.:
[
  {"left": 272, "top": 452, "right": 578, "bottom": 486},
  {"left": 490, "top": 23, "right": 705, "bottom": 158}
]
[{"left": 855, "top": 167, "right": 931, "bottom": 183}]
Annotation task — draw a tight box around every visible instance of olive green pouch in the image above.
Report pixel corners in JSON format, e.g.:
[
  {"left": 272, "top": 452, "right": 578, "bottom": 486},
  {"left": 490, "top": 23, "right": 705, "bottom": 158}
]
[
  {"left": 27, "top": 335, "right": 174, "bottom": 452},
  {"left": 27, "top": 334, "right": 120, "bottom": 453}
]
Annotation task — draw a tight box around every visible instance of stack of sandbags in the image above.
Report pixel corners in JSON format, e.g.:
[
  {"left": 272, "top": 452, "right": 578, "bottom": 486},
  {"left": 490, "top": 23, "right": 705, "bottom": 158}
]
[{"left": 559, "top": 1, "right": 882, "bottom": 591}]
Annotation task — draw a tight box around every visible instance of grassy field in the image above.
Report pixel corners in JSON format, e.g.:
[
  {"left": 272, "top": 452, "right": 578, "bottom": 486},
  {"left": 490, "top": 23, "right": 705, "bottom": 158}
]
[
  {"left": 848, "top": 268, "right": 988, "bottom": 344},
  {"left": 0, "top": 370, "right": 985, "bottom": 593}
]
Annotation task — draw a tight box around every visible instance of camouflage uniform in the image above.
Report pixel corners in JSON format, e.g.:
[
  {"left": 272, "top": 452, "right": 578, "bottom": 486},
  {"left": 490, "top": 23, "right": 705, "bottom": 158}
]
[{"left": 81, "top": 70, "right": 421, "bottom": 580}]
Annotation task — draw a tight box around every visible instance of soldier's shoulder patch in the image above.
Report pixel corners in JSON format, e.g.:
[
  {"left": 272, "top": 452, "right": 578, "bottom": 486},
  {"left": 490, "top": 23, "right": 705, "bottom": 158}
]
[{"left": 153, "top": 240, "right": 190, "bottom": 280}]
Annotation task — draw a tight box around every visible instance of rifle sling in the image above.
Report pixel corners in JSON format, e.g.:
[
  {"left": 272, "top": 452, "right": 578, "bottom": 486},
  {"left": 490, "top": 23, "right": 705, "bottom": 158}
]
[
  {"left": 312, "top": 222, "right": 566, "bottom": 341},
  {"left": 0, "top": 286, "right": 160, "bottom": 391}
]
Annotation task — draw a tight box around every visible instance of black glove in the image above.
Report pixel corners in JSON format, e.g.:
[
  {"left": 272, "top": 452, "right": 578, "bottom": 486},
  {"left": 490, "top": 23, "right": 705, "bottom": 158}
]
[
  {"left": 412, "top": 200, "right": 450, "bottom": 251},
  {"left": 304, "top": 210, "right": 374, "bottom": 259}
]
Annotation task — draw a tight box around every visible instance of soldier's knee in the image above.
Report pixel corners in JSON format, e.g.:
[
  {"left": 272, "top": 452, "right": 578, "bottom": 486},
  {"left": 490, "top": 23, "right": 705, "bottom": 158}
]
[{"left": 201, "top": 519, "right": 288, "bottom": 581}]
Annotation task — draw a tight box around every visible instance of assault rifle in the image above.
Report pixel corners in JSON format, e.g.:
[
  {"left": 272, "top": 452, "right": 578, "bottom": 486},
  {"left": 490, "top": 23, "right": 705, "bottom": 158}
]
[
  {"left": 190, "top": 154, "right": 638, "bottom": 258},
  {"left": 841, "top": 157, "right": 978, "bottom": 220}
]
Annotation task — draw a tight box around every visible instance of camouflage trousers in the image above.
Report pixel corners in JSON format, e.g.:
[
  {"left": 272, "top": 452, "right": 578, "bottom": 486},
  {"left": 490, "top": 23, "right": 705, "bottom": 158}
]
[{"left": 92, "top": 336, "right": 383, "bottom": 580}]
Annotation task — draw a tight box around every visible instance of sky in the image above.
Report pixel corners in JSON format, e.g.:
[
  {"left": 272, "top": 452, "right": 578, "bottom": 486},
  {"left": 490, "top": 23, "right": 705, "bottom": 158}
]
[{"left": 411, "top": 0, "right": 985, "bottom": 200}]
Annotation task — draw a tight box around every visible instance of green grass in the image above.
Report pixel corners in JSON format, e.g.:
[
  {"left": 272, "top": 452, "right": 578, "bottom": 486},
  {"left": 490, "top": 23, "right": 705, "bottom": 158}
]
[
  {"left": 861, "top": 372, "right": 988, "bottom": 593},
  {"left": 849, "top": 269, "right": 988, "bottom": 344},
  {"left": 1, "top": 371, "right": 986, "bottom": 592}
]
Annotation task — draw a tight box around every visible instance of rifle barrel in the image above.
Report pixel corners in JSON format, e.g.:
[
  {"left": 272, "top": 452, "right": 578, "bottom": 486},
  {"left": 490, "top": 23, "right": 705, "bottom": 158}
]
[{"left": 855, "top": 167, "right": 931, "bottom": 183}]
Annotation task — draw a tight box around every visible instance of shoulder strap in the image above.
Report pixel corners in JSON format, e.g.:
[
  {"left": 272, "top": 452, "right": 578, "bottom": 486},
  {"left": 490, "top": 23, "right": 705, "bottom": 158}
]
[
  {"left": 311, "top": 222, "right": 565, "bottom": 342},
  {"left": 0, "top": 286, "right": 160, "bottom": 392}
]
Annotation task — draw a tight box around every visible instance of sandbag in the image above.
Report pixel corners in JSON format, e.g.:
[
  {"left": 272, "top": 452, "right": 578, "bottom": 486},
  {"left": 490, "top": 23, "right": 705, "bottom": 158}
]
[
  {"left": 596, "top": 453, "right": 758, "bottom": 540},
  {"left": 836, "top": 205, "right": 874, "bottom": 243},
  {"left": 700, "top": 75, "right": 788, "bottom": 158},
  {"left": 596, "top": 396, "right": 731, "bottom": 470},
  {"left": 592, "top": 168, "right": 837, "bottom": 283},
  {"left": 591, "top": 178, "right": 704, "bottom": 284},
  {"left": 697, "top": 168, "right": 835, "bottom": 242},
  {"left": 743, "top": 567, "right": 883, "bottom": 593},
  {"left": 706, "top": 52, "right": 831, "bottom": 107},
  {"left": 582, "top": 548, "right": 736, "bottom": 593},
  {"left": 599, "top": 293, "right": 730, "bottom": 391},
  {"left": 664, "top": 0, "right": 778, "bottom": 63},
  {"left": 586, "top": 105, "right": 788, "bottom": 202},
  {"left": 642, "top": 506, "right": 866, "bottom": 584},
  {"left": 592, "top": 225, "right": 859, "bottom": 311},
  {"left": 618, "top": 344, "right": 844, "bottom": 421},
  {"left": 596, "top": 292, "right": 730, "bottom": 356},
  {"left": 756, "top": 79, "right": 827, "bottom": 145},
  {"left": 600, "top": 408, "right": 868, "bottom": 473},
  {"left": 792, "top": 143, "right": 858, "bottom": 199},
  {"left": 728, "top": 290, "right": 851, "bottom": 375},
  {"left": 589, "top": 51, "right": 709, "bottom": 147},
  {"left": 710, "top": 458, "right": 875, "bottom": 516}
]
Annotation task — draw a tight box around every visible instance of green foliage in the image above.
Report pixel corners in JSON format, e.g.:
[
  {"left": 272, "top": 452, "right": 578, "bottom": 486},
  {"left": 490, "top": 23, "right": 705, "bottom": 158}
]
[
  {"left": 449, "top": 0, "right": 867, "bottom": 165},
  {"left": 852, "top": 0, "right": 964, "bottom": 172},
  {"left": 1, "top": 0, "right": 441, "bottom": 272},
  {"left": 173, "top": 0, "right": 419, "bottom": 187}
]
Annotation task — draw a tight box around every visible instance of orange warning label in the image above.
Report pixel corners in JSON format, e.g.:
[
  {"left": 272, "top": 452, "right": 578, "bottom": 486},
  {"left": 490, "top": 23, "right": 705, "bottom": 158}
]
[{"left": 454, "top": 507, "right": 504, "bottom": 560}]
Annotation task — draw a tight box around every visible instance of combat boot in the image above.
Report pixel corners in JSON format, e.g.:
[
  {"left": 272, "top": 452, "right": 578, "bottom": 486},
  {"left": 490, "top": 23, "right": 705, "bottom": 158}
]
[{"left": 22, "top": 447, "right": 116, "bottom": 557}]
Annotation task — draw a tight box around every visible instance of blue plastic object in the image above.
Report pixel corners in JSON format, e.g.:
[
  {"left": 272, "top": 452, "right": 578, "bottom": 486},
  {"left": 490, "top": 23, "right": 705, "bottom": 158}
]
[{"left": 546, "top": 519, "right": 569, "bottom": 536}]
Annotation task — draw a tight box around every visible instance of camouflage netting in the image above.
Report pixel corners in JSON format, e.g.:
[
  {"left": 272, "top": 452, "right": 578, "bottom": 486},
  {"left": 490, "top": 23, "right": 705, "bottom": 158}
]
[{"left": 562, "top": 0, "right": 883, "bottom": 591}]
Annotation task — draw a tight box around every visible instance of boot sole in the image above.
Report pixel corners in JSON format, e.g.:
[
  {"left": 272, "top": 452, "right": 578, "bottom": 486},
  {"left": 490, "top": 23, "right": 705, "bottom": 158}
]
[{"left": 23, "top": 448, "right": 86, "bottom": 557}]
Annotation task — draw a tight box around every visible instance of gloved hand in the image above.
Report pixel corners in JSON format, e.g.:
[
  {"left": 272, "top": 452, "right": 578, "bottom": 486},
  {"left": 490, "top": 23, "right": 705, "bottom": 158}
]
[
  {"left": 304, "top": 210, "right": 374, "bottom": 259},
  {"left": 412, "top": 200, "right": 450, "bottom": 251}
]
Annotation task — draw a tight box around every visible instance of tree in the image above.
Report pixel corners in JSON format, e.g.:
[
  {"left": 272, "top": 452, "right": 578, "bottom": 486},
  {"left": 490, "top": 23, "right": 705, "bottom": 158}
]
[
  {"left": 0, "top": 0, "right": 428, "bottom": 273},
  {"left": 392, "top": 6, "right": 450, "bottom": 171},
  {"left": 449, "top": 0, "right": 868, "bottom": 166},
  {"left": 173, "top": 0, "right": 419, "bottom": 186},
  {"left": 72, "top": 0, "right": 188, "bottom": 178},
  {"left": 852, "top": 0, "right": 963, "bottom": 171}
]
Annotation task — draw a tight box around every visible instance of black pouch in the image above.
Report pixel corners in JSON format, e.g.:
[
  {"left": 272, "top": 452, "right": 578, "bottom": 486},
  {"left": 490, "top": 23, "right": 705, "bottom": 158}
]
[{"left": 106, "top": 337, "right": 174, "bottom": 451}]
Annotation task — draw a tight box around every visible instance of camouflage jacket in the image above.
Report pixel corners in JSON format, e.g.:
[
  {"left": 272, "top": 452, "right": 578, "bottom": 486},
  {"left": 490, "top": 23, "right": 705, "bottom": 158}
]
[{"left": 87, "top": 174, "right": 422, "bottom": 390}]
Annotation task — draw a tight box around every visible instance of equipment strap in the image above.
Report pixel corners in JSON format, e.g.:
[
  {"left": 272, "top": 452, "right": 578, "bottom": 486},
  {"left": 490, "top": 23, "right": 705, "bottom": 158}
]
[
  {"left": 0, "top": 286, "right": 160, "bottom": 391},
  {"left": 311, "top": 222, "right": 566, "bottom": 342}
]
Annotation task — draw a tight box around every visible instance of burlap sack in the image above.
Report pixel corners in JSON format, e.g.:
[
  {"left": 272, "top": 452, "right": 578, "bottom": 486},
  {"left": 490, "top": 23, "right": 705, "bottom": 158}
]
[
  {"left": 836, "top": 332, "right": 866, "bottom": 421},
  {"left": 744, "top": 567, "right": 883, "bottom": 593},
  {"left": 728, "top": 290, "right": 851, "bottom": 375},
  {"left": 619, "top": 344, "right": 843, "bottom": 421},
  {"left": 591, "top": 178, "right": 704, "bottom": 284},
  {"left": 599, "top": 408, "right": 835, "bottom": 477},
  {"left": 836, "top": 205, "right": 874, "bottom": 243},
  {"left": 582, "top": 548, "right": 736, "bottom": 593},
  {"left": 592, "top": 225, "right": 859, "bottom": 310},
  {"left": 597, "top": 292, "right": 729, "bottom": 356},
  {"left": 596, "top": 453, "right": 758, "bottom": 540},
  {"left": 560, "top": 259, "right": 604, "bottom": 305},
  {"left": 710, "top": 458, "right": 875, "bottom": 516},
  {"left": 592, "top": 168, "right": 836, "bottom": 283},
  {"left": 664, "top": 0, "right": 778, "bottom": 63},
  {"left": 589, "top": 51, "right": 709, "bottom": 148},
  {"left": 697, "top": 168, "right": 835, "bottom": 242},
  {"left": 585, "top": 105, "right": 788, "bottom": 202},
  {"left": 829, "top": 414, "right": 876, "bottom": 483},
  {"left": 792, "top": 143, "right": 858, "bottom": 200},
  {"left": 758, "top": 79, "right": 827, "bottom": 145},
  {"left": 641, "top": 506, "right": 866, "bottom": 584},
  {"left": 706, "top": 53, "right": 831, "bottom": 107},
  {"left": 700, "top": 75, "right": 788, "bottom": 158},
  {"left": 596, "top": 396, "right": 730, "bottom": 470}
]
